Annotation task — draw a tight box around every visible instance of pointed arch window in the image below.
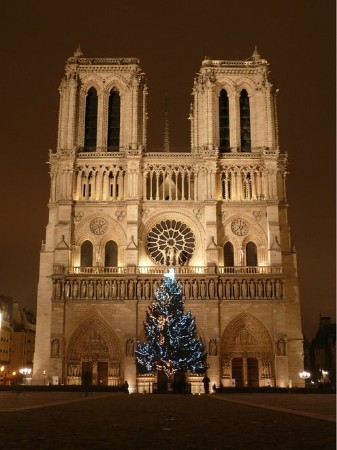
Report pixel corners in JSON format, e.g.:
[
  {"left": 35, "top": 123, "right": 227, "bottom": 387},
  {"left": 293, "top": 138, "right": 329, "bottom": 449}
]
[
  {"left": 243, "top": 172, "right": 252, "bottom": 199},
  {"left": 81, "top": 240, "right": 93, "bottom": 267},
  {"left": 240, "top": 89, "right": 251, "bottom": 152},
  {"left": 221, "top": 172, "right": 231, "bottom": 200},
  {"left": 84, "top": 88, "right": 98, "bottom": 151},
  {"left": 224, "top": 242, "right": 234, "bottom": 266},
  {"left": 219, "top": 89, "right": 230, "bottom": 153},
  {"left": 107, "top": 89, "right": 120, "bottom": 151},
  {"left": 246, "top": 241, "right": 257, "bottom": 266},
  {"left": 105, "top": 240, "right": 118, "bottom": 267}
]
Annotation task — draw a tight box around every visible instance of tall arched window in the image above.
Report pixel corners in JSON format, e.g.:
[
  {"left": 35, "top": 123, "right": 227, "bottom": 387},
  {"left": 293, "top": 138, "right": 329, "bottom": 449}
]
[
  {"left": 224, "top": 242, "right": 234, "bottom": 266},
  {"left": 81, "top": 240, "right": 93, "bottom": 267},
  {"left": 84, "top": 88, "right": 98, "bottom": 151},
  {"left": 240, "top": 89, "right": 251, "bottom": 152},
  {"left": 107, "top": 89, "right": 120, "bottom": 151},
  {"left": 105, "top": 240, "right": 118, "bottom": 267},
  {"left": 219, "top": 89, "right": 230, "bottom": 153},
  {"left": 221, "top": 172, "right": 231, "bottom": 200},
  {"left": 246, "top": 241, "right": 257, "bottom": 266}
]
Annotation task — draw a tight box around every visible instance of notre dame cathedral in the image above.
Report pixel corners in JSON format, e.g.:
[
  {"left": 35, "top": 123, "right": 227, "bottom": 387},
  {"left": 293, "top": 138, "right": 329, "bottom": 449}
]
[{"left": 33, "top": 47, "right": 304, "bottom": 391}]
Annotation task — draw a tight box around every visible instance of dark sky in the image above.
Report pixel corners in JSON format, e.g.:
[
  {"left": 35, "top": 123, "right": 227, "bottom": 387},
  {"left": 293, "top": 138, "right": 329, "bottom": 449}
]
[{"left": 1, "top": 0, "right": 335, "bottom": 339}]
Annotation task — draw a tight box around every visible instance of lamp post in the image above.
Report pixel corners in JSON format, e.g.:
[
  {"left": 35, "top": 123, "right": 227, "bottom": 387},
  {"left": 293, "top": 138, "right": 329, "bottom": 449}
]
[
  {"left": 299, "top": 370, "right": 311, "bottom": 387},
  {"left": 321, "top": 370, "right": 329, "bottom": 384},
  {"left": 19, "top": 368, "right": 32, "bottom": 385}
]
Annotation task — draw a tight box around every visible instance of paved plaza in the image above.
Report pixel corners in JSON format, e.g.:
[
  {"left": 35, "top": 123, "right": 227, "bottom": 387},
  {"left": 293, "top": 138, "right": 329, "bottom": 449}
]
[{"left": 0, "top": 391, "right": 335, "bottom": 449}]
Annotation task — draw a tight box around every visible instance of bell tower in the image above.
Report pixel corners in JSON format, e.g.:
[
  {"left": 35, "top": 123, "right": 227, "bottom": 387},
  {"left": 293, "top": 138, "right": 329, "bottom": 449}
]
[{"left": 33, "top": 48, "right": 147, "bottom": 380}]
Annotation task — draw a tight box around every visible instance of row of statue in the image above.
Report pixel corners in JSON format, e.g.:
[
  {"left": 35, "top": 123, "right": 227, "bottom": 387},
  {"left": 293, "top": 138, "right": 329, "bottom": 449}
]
[
  {"left": 221, "top": 359, "right": 273, "bottom": 378},
  {"left": 53, "top": 277, "right": 283, "bottom": 300},
  {"left": 67, "top": 363, "right": 120, "bottom": 378}
]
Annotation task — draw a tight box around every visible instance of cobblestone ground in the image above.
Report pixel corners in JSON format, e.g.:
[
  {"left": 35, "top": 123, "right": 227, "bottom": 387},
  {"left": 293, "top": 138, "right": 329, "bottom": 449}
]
[{"left": 0, "top": 393, "right": 335, "bottom": 450}]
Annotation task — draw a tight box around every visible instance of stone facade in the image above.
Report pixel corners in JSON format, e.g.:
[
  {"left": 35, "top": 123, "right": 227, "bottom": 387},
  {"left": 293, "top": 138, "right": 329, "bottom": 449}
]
[{"left": 33, "top": 47, "right": 304, "bottom": 391}]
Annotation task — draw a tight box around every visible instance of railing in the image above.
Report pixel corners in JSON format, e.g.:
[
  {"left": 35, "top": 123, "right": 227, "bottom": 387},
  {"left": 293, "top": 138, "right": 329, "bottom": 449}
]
[{"left": 54, "top": 265, "right": 282, "bottom": 276}]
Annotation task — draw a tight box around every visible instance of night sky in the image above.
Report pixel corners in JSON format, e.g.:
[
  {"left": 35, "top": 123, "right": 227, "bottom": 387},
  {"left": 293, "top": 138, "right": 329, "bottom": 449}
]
[{"left": 1, "top": 0, "right": 335, "bottom": 339}]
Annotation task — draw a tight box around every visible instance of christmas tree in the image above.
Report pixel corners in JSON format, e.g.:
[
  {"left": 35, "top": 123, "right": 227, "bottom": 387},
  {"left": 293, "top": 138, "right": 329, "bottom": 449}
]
[{"left": 136, "top": 268, "right": 207, "bottom": 380}]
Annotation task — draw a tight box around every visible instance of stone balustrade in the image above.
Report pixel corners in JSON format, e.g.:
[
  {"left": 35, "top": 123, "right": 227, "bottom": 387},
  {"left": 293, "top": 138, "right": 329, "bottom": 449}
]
[{"left": 54, "top": 265, "right": 282, "bottom": 275}]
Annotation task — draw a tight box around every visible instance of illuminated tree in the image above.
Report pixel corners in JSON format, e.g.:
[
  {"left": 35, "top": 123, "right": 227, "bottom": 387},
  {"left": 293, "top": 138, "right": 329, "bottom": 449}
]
[{"left": 136, "top": 269, "right": 207, "bottom": 379}]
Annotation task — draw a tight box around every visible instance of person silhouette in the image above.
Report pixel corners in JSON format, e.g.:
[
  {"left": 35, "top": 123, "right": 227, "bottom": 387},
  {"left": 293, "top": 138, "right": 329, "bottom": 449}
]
[{"left": 202, "top": 375, "right": 210, "bottom": 394}]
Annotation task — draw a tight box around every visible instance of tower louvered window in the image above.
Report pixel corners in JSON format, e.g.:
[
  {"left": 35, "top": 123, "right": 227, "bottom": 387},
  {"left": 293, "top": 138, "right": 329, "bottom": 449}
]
[
  {"left": 84, "top": 88, "right": 98, "bottom": 151},
  {"left": 240, "top": 90, "right": 251, "bottom": 152},
  {"left": 107, "top": 90, "right": 120, "bottom": 151},
  {"left": 219, "top": 89, "right": 230, "bottom": 153}
]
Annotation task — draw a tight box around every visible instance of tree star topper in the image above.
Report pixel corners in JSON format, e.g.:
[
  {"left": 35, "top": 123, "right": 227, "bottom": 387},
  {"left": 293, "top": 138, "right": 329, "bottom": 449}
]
[{"left": 164, "top": 267, "right": 175, "bottom": 280}]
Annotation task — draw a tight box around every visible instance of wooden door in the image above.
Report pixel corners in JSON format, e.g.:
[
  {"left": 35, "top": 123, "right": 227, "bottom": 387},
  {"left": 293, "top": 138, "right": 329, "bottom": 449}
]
[
  {"left": 247, "top": 357, "right": 259, "bottom": 387},
  {"left": 97, "top": 362, "right": 108, "bottom": 385},
  {"left": 232, "top": 358, "right": 243, "bottom": 387},
  {"left": 82, "top": 362, "right": 93, "bottom": 386}
]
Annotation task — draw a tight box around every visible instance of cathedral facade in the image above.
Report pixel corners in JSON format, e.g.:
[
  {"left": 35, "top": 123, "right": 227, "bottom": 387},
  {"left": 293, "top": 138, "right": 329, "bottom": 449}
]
[{"left": 33, "top": 48, "right": 304, "bottom": 391}]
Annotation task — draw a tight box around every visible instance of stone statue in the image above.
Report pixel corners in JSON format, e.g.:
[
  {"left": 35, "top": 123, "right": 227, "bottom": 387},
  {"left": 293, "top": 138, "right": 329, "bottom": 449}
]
[
  {"left": 126, "top": 339, "right": 135, "bottom": 357},
  {"left": 120, "top": 281, "right": 126, "bottom": 299},
  {"left": 144, "top": 281, "right": 150, "bottom": 299},
  {"left": 209, "top": 280, "right": 215, "bottom": 298},
  {"left": 225, "top": 281, "right": 231, "bottom": 299},
  {"left": 184, "top": 281, "right": 190, "bottom": 299},
  {"left": 51, "top": 339, "right": 60, "bottom": 357},
  {"left": 249, "top": 280, "right": 255, "bottom": 299},
  {"left": 128, "top": 280, "right": 134, "bottom": 299},
  {"left": 137, "top": 281, "right": 142, "bottom": 299},
  {"left": 241, "top": 280, "right": 247, "bottom": 298},
  {"left": 233, "top": 280, "right": 239, "bottom": 299},
  {"left": 193, "top": 280, "right": 198, "bottom": 298},
  {"left": 209, "top": 339, "right": 217, "bottom": 356},
  {"left": 104, "top": 281, "right": 110, "bottom": 298},
  {"left": 111, "top": 280, "right": 117, "bottom": 298},
  {"left": 200, "top": 281, "right": 206, "bottom": 299},
  {"left": 81, "top": 280, "right": 87, "bottom": 298}
]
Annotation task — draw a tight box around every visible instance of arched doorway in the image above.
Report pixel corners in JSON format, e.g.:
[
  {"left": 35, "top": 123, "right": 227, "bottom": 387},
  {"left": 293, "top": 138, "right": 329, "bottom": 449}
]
[
  {"left": 66, "top": 315, "right": 121, "bottom": 386},
  {"left": 221, "top": 312, "right": 274, "bottom": 387}
]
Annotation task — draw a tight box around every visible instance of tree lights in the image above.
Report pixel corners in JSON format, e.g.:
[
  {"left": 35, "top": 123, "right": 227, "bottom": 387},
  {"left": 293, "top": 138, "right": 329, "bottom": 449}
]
[{"left": 136, "top": 270, "right": 206, "bottom": 379}]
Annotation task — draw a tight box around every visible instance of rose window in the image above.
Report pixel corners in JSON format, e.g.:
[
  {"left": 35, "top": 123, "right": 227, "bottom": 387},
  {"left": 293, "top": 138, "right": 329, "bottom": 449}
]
[{"left": 147, "top": 220, "right": 195, "bottom": 265}]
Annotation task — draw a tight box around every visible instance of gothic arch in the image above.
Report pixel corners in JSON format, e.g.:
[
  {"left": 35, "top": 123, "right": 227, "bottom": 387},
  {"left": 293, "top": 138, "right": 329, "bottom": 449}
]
[
  {"left": 67, "top": 314, "right": 122, "bottom": 363},
  {"left": 104, "top": 79, "right": 128, "bottom": 96},
  {"left": 236, "top": 79, "right": 256, "bottom": 96},
  {"left": 81, "top": 80, "right": 103, "bottom": 97},
  {"left": 214, "top": 77, "right": 236, "bottom": 97},
  {"left": 75, "top": 213, "right": 127, "bottom": 248},
  {"left": 221, "top": 312, "right": 273, "bottom": 358},
  {"left": 72, "top": 214, "right": 126, "bottom": 267},
  {"left": 77, "top": 81, "right": 102, "bottom": 150},
  {"left": 223, "top": 214, "right": 267, "bottom": 244}
]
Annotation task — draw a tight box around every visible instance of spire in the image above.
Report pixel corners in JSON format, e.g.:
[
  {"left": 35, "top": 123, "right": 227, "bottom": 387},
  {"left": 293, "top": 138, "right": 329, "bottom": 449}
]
[
  {"left": 73, "top": 44, "right": 83, "bottom": 58},
  {"left": 163, "top": 94, "right": 170, "bottom": 152},
  {"left": 251, "top": 46, "right": 261, "bottom": 61}
]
